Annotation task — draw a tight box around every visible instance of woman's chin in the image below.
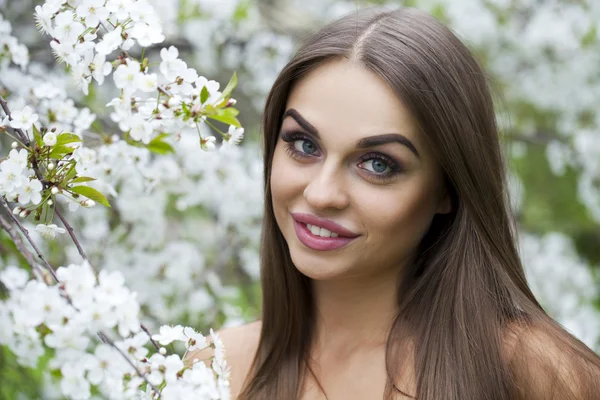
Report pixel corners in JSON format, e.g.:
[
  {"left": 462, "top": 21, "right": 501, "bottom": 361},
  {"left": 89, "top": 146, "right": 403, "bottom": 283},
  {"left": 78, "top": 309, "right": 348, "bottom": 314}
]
[{"left": 289, "top": 253, "right": 350, "bottom": 281}]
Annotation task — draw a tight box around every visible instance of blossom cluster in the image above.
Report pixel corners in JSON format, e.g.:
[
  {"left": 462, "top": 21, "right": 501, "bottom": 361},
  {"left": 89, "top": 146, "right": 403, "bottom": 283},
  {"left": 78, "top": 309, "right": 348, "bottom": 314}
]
[
  {"left": 35, "top": 0, "right": 164, "bottom": 95},
  {"left": 0, "top": 13, "right": 29, "bottom": 69},
  {"left": 34, "top": 0, "right": 242, "bottom": 150},
  {"left": 0, "top": 0, "right": 248, "bottom": 397},
  {"left": 0, "top": 148, "right": 43, "bottom": 206},
  {"left": 0, "top": 264, "right": 230, "bottom": 399}
]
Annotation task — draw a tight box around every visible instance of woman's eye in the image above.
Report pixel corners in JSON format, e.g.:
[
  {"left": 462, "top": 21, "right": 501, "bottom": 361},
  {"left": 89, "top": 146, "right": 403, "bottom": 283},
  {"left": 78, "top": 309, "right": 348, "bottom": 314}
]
[
  {"left": 294, "top": 139, "right": 318, "bottom": 155},
  {"left": 360, "top": 158, "right": 391, "bottom": 174}
]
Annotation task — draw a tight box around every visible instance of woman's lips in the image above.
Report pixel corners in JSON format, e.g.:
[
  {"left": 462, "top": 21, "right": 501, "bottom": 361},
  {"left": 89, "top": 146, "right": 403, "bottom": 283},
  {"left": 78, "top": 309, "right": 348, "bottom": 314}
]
[
  {"left": 290, "top": 212, "right": 359, "bottom": 237},
  {"left": 292, "top": 219, "right": 359, "bottom": 251}
]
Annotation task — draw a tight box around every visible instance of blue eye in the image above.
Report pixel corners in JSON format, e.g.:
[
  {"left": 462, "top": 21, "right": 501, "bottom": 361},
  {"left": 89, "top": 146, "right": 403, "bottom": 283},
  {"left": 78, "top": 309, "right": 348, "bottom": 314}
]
[
  {"left": 279, "top": 130, "right": 403, "bottom": 184},
  {"left": 361, "top": 158, "right": 390, "bottom": 174},
  {"left": 356, "top": 152, "right": 403, "bottom": 183},
  {"left": 281, "top": 130, "right": 321, "bottom": 158},
  {"left": 294, "top": 139, "right": 318, "bottom": 155}
]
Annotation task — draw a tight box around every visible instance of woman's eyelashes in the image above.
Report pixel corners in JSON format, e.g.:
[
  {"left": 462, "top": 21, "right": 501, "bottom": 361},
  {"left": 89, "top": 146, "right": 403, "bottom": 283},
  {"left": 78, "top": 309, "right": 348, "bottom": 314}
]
[{"left": 280, "top": 130, "right": 404, "bottom": 183}]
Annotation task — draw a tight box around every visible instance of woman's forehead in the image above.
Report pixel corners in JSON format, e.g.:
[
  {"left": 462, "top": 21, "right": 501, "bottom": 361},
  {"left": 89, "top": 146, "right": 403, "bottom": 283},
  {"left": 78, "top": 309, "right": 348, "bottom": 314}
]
[{"left": 283, "top": 59, "right": 424, "bottom": 151}]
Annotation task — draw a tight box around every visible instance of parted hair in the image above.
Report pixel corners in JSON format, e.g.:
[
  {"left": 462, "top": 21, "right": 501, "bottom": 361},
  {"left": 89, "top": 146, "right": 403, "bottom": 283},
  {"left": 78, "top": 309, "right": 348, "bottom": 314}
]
[{"left": 239, "top": 6, "right": 600, "bottom": 400}]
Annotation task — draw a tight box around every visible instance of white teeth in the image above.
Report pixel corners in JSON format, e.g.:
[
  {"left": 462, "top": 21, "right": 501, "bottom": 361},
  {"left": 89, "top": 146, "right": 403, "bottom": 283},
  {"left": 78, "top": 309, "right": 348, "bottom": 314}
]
[
  {"left": 309, "top": 224, "right": 320, "bottom": 235},
  {"left": 305, "top": 224, "right": 339, "bottom": 238},
  {"left": 319, "top": 227, "right": 331, "bottom": 238}
]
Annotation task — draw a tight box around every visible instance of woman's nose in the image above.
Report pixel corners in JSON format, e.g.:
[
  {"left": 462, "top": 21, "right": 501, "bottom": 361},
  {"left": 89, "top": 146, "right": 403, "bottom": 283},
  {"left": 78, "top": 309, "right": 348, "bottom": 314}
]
[{"left": 302, "top": 164, "right": 350, "bottom": 211}]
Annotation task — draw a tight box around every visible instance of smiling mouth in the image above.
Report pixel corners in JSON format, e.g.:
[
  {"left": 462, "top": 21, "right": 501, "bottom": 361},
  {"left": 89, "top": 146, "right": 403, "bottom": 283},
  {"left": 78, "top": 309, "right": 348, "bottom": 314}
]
[
  {"left": 289, "top": 212, "right": 359, "bottom": 238},
  {"left": 303, "top": 223, "right": 341, "bottom": 238},
  {"left": 292, "top": 220, "right": 358, "bottom": 251}
]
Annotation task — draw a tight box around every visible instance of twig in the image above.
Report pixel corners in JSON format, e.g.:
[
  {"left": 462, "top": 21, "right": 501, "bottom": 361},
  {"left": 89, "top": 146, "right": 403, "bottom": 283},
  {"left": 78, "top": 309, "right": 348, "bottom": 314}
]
[
  {"left": 157, "top": 86, "right": 173, "bottom": 97},
  {"left": 141, "top": 324, "right": 161, "bottom": 351},
  {"left": 97, "top": 331, "right": 160, "bottom": 394},
  {"left": 55, "top": 208, "right": 91, "bottom": 266},
  {"left": 0, "top": 197, "right": 59, "bottom": 283},
  {"left": 0, "top": 94, "right": 94, "bottom": 269},
  {"left": 0, "top": 94, "right": 31, "bottom": 145},
  {"left": 0, "top": 212, "right": 44, "bottom": 277},
  {"left": 1, "top": 196, "right": 161, "bottom": 395}
]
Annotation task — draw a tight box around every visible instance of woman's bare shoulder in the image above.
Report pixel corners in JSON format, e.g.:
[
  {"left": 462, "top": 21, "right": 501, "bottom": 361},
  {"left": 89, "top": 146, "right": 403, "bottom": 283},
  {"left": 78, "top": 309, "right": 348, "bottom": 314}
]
[
  {"left": 219, "top": 320, "right": 262, "bottom": 362},
  {"left": 219, "top": 320, "right": 262, "bottom": 397},
  {"left": 185, "top": 320, "right": 262, "bottom": 397},
  {"left": 503, "top": 321, "right": 600, "bottom": 399}
]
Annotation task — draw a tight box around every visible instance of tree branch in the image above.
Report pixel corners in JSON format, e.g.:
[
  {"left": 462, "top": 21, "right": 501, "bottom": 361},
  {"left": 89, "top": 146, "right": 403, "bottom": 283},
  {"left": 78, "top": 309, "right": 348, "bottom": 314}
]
[
  {"left": 141, "top": 324, "right": 161, "bottom": 351},
  {"left": 1, "top": 197, "right": 161, "bottom": 395},
  {"left": 0, "top": 212, "right": 45, "bottom": 278},
  {"left": 97, "top": 331, "right": 159, "bottom": 394},
  {"left": 55, "top": 208, "right": 91, "bottom": 266},
  {"left": 0, "top": 94, "right": 31, "bottom": 145},
  {"left": 0, "top": 197, "right": 60, "bottom": 283}
]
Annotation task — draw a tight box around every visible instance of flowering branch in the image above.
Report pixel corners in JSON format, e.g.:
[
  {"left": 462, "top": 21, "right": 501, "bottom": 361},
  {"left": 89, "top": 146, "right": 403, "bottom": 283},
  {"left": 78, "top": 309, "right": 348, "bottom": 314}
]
[
  {"left": 0, "top": 212, "right": 42, "bottom": 277},
  {"left": 0, "top": 1, "right": 238, "bottom": 398},
  {"left": 97, "top": 331, "right": 159, "bottom": 394},
  {"left": 55, "top": 208, "right": 90, "bottom": 264},
  {"left": 0, "top": 196, "right": 59, "bottom": 283},
  {"left": 0, "top": 201, "right": 164, "bottom": 396},
  {"left": 0, "top": 95, "right": 30, "bottom": 145},
  {"left": 141, "top": 324, "right": 161, "bottom": 351},
  {"left": 0, "top": 194, "right": 166, "bottom": 391}
]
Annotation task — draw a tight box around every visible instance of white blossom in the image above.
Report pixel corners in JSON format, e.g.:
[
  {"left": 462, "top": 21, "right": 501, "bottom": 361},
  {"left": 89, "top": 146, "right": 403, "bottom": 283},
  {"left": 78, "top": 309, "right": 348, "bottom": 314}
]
[
  {"left": 35, "top": 223, "right": 66, "bottom": 239},
  {"left": 95, "top": 25, "right": 123, "bottom": 56},
  {"left": 0, "top": 266, "right": 29, "bottom": 291},
  {"left": 76, "top": 0, "right": 110, "bottom": 28},
  {"left": 16, "top": 178, "right": 43, "bottom": 205},
  {"left": 43, "top": 131, "right": 58, "bottom": 146},
  {"left": 113, "top": 59, "right": 141, "bottom": 91},
  {"left": 152, "top": 325, "right": 186, "bottom": 346},
  {"left": 34, "top": 5, "right": 55, "bottom": 36},
  {"left": 9, "top": 106, "right": 39, "bottom": 131},
  {"left": 160, "top": 46, "right": 187, "bottom": 81},
  {"left": 53, "top": 11, "right": 86, "bottom": 46}
]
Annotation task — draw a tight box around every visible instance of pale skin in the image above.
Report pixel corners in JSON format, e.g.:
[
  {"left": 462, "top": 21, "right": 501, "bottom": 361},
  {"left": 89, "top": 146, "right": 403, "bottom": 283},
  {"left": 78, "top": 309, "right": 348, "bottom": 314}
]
[
  {"left": 187, "top": 57, "right": 450, "bottom": 399},
  {"left": 186, "top": 58, "right": 598, "bottom": 400},
  {"left": 268, "top": 57, "right": 450, "bottom": 399}
]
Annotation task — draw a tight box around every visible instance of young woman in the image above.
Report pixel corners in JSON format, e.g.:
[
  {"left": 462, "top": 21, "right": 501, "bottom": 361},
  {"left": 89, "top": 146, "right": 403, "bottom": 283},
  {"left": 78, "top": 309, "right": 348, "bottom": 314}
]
[{"left": 188, "top": 6, "right": 600, "bottom": 399}]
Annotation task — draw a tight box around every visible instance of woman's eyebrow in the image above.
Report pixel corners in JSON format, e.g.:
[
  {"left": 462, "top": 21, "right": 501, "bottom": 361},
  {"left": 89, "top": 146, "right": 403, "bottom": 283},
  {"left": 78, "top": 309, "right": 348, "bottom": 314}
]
[{"left": 282, "top": 108, "right": 420, "bottom": 158}]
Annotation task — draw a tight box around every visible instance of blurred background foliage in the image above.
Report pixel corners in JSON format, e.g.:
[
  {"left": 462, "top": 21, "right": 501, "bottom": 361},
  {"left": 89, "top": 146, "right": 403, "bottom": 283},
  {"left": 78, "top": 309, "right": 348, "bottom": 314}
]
[{"left": 1, "top": 0, "right": 599, "bottom": 398}]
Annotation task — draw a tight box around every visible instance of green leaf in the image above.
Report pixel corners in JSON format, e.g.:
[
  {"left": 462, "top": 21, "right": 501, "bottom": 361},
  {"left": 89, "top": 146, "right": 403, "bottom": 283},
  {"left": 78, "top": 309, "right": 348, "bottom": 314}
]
[
  {"left": 70, "top": 176, "right": 96, "bottom": 183},
  {"left": 147, "top": 134, "right": 175, "bottom": 154},
  {"left": 208, "top": 107, "right": 241, "bottom": 127},
  {"left": 56, "top": 133, "right": 82, "bottom": 145},
  {"left": 64, "top": 164, "right": 77, "bottom": 182},
  {"left": 69, "top": 185, "right": 111, "bottom": 207},
  {"left": 200, "top": 86, "right": 209, "bottom": 104},
  {"left": 181, "top": 102, "right": 190, "bottom": 114},
  {"left": 208, "top": 114, "right": 241, "bottom": 128},
  {"left": 32, "top": 125, "right": 43, "bottom": 147},
  {"left": 220, "top": 72, "right": 237, "bottom": 101},
  {"left": 181, "top": 102, "right": 191, "bottom": 121},
  {"left": 153, "top": 133, "right": 171, "bottom": 141},
  {"left": 221, "top": 107, "right": 239, "bottom": 117},
  {"left": 147, "top": 140, "right": 175, "bottom": 155},
  {"left": 49, "top": 145, "right": 75, "bottom": 159}
]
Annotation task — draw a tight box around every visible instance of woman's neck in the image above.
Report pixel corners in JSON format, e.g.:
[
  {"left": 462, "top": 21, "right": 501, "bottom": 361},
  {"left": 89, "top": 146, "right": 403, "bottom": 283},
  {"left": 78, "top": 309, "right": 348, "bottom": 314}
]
[{"left": 310, "top": 264, "right": 401, "bottom": 359}]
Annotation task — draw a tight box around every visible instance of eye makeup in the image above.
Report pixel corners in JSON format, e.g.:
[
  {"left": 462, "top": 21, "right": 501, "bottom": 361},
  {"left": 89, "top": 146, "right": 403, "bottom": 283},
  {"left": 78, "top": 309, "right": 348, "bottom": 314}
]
[{"left": 280, "top": 130, "right": 405, "bottom": 184}]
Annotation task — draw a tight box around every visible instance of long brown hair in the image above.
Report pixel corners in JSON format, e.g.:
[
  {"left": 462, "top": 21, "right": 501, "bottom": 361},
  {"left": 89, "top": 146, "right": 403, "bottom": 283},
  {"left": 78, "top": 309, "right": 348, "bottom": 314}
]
[{"left": 239, "top": 6, "right": 600, "bottom": 400}]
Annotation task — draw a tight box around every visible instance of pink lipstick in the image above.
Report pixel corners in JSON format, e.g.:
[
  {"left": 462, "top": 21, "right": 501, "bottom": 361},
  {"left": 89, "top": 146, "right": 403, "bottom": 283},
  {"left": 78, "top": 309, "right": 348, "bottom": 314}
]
[{"left": 291, "top": 212, "right": 359, "bottom": 251}]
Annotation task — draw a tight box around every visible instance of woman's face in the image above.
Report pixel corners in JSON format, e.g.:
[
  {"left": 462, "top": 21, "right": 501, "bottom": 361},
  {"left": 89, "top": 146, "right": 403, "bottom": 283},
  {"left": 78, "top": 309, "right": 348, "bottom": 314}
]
[{"left": 270, "top": 58, "right": 451, "bottom": 281}]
